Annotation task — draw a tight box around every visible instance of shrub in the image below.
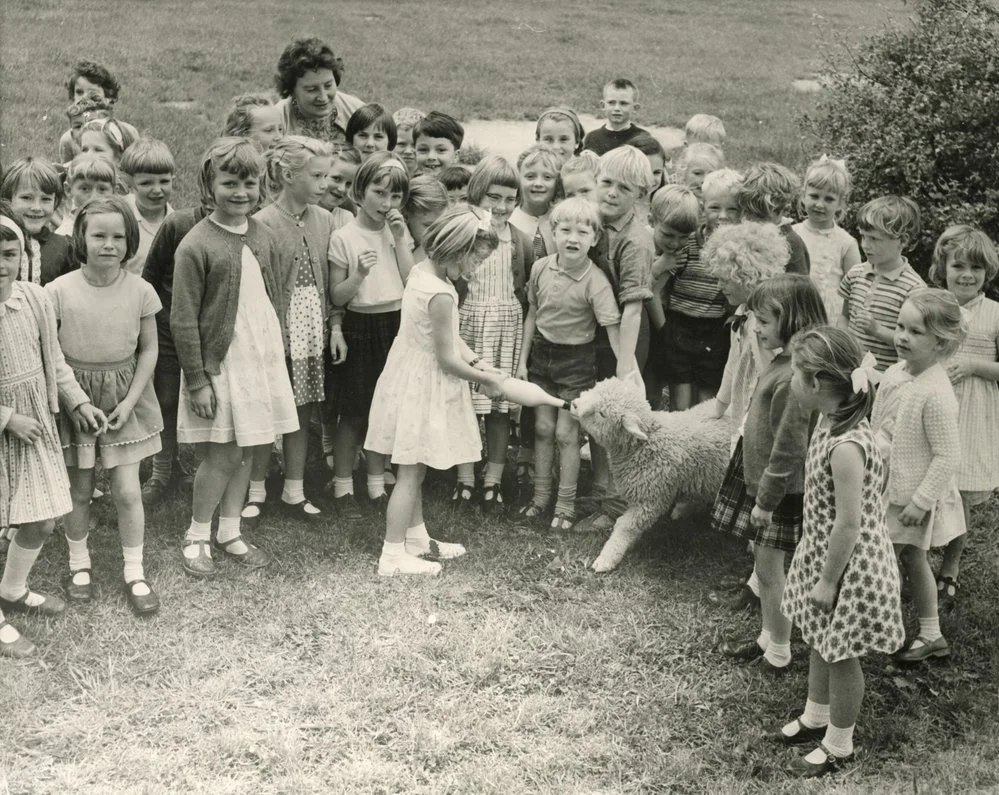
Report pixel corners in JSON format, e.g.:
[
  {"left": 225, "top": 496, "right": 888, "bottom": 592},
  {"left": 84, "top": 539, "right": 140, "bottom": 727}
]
[{"left": 805, "top": 0, "right": 999, "bottom": 287}]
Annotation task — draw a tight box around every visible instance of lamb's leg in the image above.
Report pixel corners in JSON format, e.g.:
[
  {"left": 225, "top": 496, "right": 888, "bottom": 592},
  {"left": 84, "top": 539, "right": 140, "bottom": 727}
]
[{"left": 591, "top": 503, "right": 660, "bottom": 573}]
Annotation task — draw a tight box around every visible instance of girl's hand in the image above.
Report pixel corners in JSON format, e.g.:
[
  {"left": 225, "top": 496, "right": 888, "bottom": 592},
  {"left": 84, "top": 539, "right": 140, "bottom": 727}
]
[
  {"left": 808, "top": 579, "right": 838, "bottom": 613},
  {"left": 191, "top": 384, "right": 216, "bottom": 420},
  {"left": 73, "top": 403, "right": 107, "bottom": 435},
  {"left": 330, "top": 328, "right": 347, "bottom": 364},
  {"left": 899, "top": 501, "right": 928, "bottom": 527},
  {"left": 946, "top": 359, "right": 975, "bottom": 384},
  {"left": 480, "top": 372, "right": 506, "bottom": 400},
  {"left": 749, "top": 505, "right": 773, "bottom": 530},
  {"left": 357, "top": 250, "right": 378, "bottom": 277},
  {"left": 385, "top": 210, "right": 408, "bottom": 240},
  {"left": 6, "top": 413, "right": 43, "bottom": 444},
  {"left": 106, "top": 400, "right": 134, "bottom": 432}
]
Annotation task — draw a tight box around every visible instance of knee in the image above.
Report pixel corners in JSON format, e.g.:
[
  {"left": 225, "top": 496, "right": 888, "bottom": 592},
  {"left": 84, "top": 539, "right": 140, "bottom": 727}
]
[
  {"left": 555, "top": 424, "right": 578, "bottom": 450},
  {"left": 113, "top": 479, "right": 143, "bottom": 510},
  {"left": 535, "top": 416, "right": 556, "bottom": 440},
  {"left": 211, "top": 447, "right": 245, "bottom": 473}
]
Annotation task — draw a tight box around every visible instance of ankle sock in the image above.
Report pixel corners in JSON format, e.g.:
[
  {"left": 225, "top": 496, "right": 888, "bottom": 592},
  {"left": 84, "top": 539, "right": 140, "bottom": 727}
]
[
  {"left": 381, "top": 540, "right": 406, "bottom": 559},
  {"left": 747, "top": 568, "right": 761, "bottom": 597},
  {"left": 554, "top": 484, "right": 577, "bottom": 516},
  {"left": 0, "top": 541, "right": 43, "bottom": 600},
  {"left": 533, "top": 474, "right": 553, "bottom": 508},
  {"left": 248, "top": 479, "right": 267, "bottom": 504},
  {"left": 67, "top": 534, "right": 92, "bottom": 575},
  {"left": 333, "top": 476, "right": 354, "bottom": 499},
  {"left": 483, "top": 461, "right": 504, "bottom": 488},
  {"left": 763, "top": 640, "right": 791, "bottom": 668},
  {"left": 801, "top": 699, "right": 830, "bottom": 729},
  {"left": 183, "top": 519, "right": 212, "bottom": 560},
  {"left": 406, "top": 522, "right": 430, "bottom": 543},
  {"left": 918, "top": 616, "right": 942, "bottom": 642},
  {"left": 150, "top": 451, "right": 173, "bottom": 484},
  {"left": 456, "top": 463, "right": 476, "bottom": 486},
  {"left": 281, "top": 478, "right": 305, "bottom": 504},
  {"left": 367, "top": 474, "right": 386, "bottom": 500},
  {"left": 122, "top": 545, "right": 149, "bottom": 595},
  {"left": 755, "top": 629, "right": 772, "bottom": 652},
  {"left": 216, "top": 516, "right": 241, "bottom": 545},
  {"left": 818, "top": 723, "right": 855, "bottom": 758}
]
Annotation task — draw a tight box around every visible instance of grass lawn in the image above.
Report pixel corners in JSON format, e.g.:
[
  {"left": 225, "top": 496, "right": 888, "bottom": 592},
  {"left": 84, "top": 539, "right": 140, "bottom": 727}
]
[{"left": 3, "top": 0, "right": 999, "bottom": 792}]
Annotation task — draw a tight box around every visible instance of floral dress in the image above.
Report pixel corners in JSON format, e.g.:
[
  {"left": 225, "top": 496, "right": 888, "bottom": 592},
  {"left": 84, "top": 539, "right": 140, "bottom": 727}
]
[
  {"left": 286, "top": 237, "right": 326, "bottom": 405},
  {"left": 782, "top": 419, "right": 905, "bottom": 662}
]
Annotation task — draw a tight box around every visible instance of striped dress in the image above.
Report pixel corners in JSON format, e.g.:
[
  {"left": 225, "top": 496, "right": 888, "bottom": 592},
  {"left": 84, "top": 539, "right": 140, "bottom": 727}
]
[{"left": 459, "top": 230, "right": 522, "bottom": 414}]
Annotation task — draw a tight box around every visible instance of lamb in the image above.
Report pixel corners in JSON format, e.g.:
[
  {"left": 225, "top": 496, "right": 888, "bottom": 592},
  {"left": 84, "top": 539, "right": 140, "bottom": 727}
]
[{"left": 571, "top": 378, "right": 731, "bottom": 572}]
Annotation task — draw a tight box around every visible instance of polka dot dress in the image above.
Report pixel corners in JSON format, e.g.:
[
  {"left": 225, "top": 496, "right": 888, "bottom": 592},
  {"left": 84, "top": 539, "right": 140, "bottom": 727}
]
[
  {"left": 782, "top": 419, "right": 905, "bottom": 662},
  {"left": 286, "top": 237, "right": 326, "bottom": 406}
]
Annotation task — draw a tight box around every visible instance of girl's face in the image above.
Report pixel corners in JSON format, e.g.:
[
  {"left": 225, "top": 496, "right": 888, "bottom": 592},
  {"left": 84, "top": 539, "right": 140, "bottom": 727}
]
[
  {"left": 352, "top": 123, "right": 391, "bottom": 158},
  {"left": 753, "top": 307, "right": 784, "bottom": 350},
  {"left": 358, "top": 176, "right": 404, "bottom": 228},
  {"left": 84, "top": 211, "right": 128, "bottom": 270},
  {"left": 681, "top": 158, "right": 710, "bottom": 195},
  {"left": 70, "top": 178, "right": 114, "bottom": 210},
  {"left": 396, "top": 125, "right": 417, "bottom": 174},
  {"left": 285, "top": 155, "right": 332, "bottom": 206},
  {"left": 520, "top": 162, "right": 557, "bottom": 213},
  {"left": 320, "top": 160, "right": 358, "bottom": 210},
  {"left": 894, "top": 301, "right": 944, "bottom": 372},
  {"left": 0, "top": 239, "right": 21, "bottom": 295},
  {"left": 537, "top": 118, "right": 578, "bottom": 160},
  {"left": 210, "top": 169, "right": 260, "bottom": 224},
  {"left": 247, "top": 106, "right": 285, "bottom": 150},
  {"left": 802, "top": 182, "right": 844, "bottom": 229},
  {"left": 646, "top": 153, "right": 666, "bottom": 191},
  {"left": 80, "top": 130, "right": 115, "bottom": 160},
  {"left": 131, "top": 172, "right": 174, "bottom": 215},
  {"left": 945, "top": 251, "right": 987, "bottom": 306},
  {"left": 292, "top": 69, "right": 338, "bottom": 120},
  {"left": 407, "top": 209, "right": 441, "bottom": 248},
  {"left": 9, "top": 179, "right": 57, "bottom": 236},
  {"left": 73, "top": 76, "right": 107, "bottom": 103},
  {"left": 478, "top": 184, "right": 518, "bottom": 227},
  {"left": 789, "top": 356, "right": 819, "bottom": 410},
  {"left": 562, "top": 171, "right": 597, "bottom": 202}
]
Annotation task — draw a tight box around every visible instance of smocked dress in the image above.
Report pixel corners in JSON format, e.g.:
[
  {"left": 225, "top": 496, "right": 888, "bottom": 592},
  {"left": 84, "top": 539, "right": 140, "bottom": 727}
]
[
  {"left": 286, "top": 236, "right": 326, "bottom": 405},
  {"left": 459, "top": 230, "right": 522, "bottom": 415},
  {"left": 791, "top": 221, "right": 859, "bottom": 320},
  {"left": 0, "top": 283, "right": 73, "bottom": 525},
  {"left": 177, "top": 230, "right": 298, "bottom": 447},
  {"left": 46, "top": 270, "right": 163, "bottom": 469},
  {"left": 951, "top": 294, "right": 999, "bottom": 501},
  {"left": 782, "top": 419, "right": 905, "bottom": 662},
  {"left": 365, "top": 263, "right": 481, "bottom": 469}
]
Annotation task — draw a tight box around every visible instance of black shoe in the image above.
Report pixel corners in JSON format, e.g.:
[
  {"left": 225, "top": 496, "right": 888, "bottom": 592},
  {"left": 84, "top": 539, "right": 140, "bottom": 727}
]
[
  {"left": 752, "top": 655, "right": 792, "bottom": 676},
  {"left": 719, "top": 637, "right": 764, "bottom": 661},
  {"left": 332, "top": 494, "right": 364, "bottom": 523},
  {"left": 769, "top": 718, "right": 827, "bottom": 747},
  {"left": 788, "top": 745, "right": 854, "bottom": 778},
  {"left": 481, "top": 484, "right": 504, "bottom": 514},
  {"left": 368, "top": 493, "right": 389, "bottom": 515},
  {"left": 707, "top": 585, "right": 760, "bottom": 612}
]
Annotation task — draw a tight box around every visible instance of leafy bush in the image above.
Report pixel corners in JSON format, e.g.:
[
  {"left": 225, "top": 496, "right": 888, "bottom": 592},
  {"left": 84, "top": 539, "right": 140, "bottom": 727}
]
[{"left": 805, "top": 0, "right": 999, "bottom": 280}]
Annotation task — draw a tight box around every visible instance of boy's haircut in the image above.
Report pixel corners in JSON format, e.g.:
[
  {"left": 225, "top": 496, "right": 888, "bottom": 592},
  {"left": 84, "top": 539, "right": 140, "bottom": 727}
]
[
  {"left": 413, "top": 111, "right": 464, "bottom": 150},
  {"left": 603, "top": 77, "right": 639, "bottom": 101},
  {"left": 222, "top": 94, "right": 274, "bottom": 137},
  {"left": 0, "top": 157, "right": 65, "bottom": 208},
  {"left": 70, "top": 195, "right": 140, "bottom": 265},
  {"left": 439, "top": 165, "right": 472, "bottom": 193},
  {"left": 560, "top": 152, "right": 600, "bottom": 179},
  {"left": 346, "top": 103, "right": 398, "bottom": 150},
  {"left": 80, "top": 117, "right": 136, "bottom": 158},
  {"left": 67, "top": 152, "right": 118, "bottom": 186},
  {"left": 197, "top": 137, "right": 265, "bottom": 208},
  {"left": 350, "top": 151, "right": 410, "bottom": 205},
  {"left": 679, "top": 142, "right": 725, "bottom": 171},
  {"left": 67, "top": 60, "right": 121, "bottom": 103},
  {"left": 737, "top": 162, "right": 800, "bottom": 220},
  {"left": 804, "top": 155, "right": 852, "bottom": 200},
  {"left": 702, "top": 220, "right": 790, "bottom": 289},
  {"left": 404, "top": 174, "right": 449, "bottom": 216},
  {"left": 684, "top": 113, "right": 726, "bottom": 146},
  {"left": 789, "top": 326, "right": 873, "bottom": 436},
  {"left": 392, "top": 107, "right": 426, "bottom": 129},
  {"left": 856, "top": 195, "right": 921, "bottom": 243},
  {"left": 748, "top": 273, "right": 828, "bottom": 344},
  {"left": 466, "top": 155, "right": 519, "bottom": 205},
  {"left": 930, "top": 224, "right": 999, "bottom": 285},
  {"left": 335, "top": 146, "right": 363, "bottom": 166},
  {"left": 549, "top": 196, "right": 603, "bottom": 234},
  {"left": 120, "top": 137, "right": 176, "bottom": 177},
  {"left": 535, "top": 106, "right": 585, "bottom": 153},
  {"left": 905, "top": 287, "right": 967, "bottom": 357},
  {"left": 597, "top": 145, "right": 655, "bottom": 193},
  {"left": 265, "top": 135, "right": 332, "bottom": 194},
  {"left": 649, "top": 184, "right": 701, "bottom": 234},
  {"left": 627, "top": 132, "right": 666, "bottom": 159},
  {"left": 701, "top": 168, "right": 743, "bottom": 198},
  {"left": 423, "top": 206, "right": 499, "bottom": 265},
  {"left": 516, "top": 143, "right": 562, "bottom": 176}
]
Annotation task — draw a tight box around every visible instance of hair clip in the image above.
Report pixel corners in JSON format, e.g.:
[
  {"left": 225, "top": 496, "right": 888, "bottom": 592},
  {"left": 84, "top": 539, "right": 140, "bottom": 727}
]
[
  {"left": 850, "top": 351, "right": 881, "bottom": 394},
  {"left": 379, "top": 158, "right": 407, "bottom": 173}
]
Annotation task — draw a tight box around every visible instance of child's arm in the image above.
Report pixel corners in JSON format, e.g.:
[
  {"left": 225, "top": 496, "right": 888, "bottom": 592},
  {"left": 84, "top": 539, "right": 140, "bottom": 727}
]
[
  {"left": 614, "top": 234, "right": 654, "bottom": 379},
  {"left": 516, "top": 304, "right": 537, "bottom": 381},
  {"left": 841, "top": 237, "right": 862, "bottom": 275},
  {"left": 711, "top": 327, "right": 741, "bottom": 420},
  {"left": 947, "top": 332, "right": 999, "bottom": 384},
  {"left": 170, "top": 243, "right": 215, "bottom": 418},
  {"left": 329, "top": 234, "right": 376, "bottom": 307},
  {"left": 901, "top": 393, "right": 961, "bottom": 526},
  {"left": 605, "top": 323, "right": 621, "bottom": 360},
  {"left": 108, "top": 314, "right": 158, "bottom": 431},
  {"left": 387, "top": 210, "right": 416, "bottom": 283},
  {"left": 809, "top": 439, "right": 866, "bottom": 611},
  {"left": 750, "top": 381, "right": 812, "bottom": 526},
  {"left": 647, "top": 272, "right": 667, "bottom": 332},
  {"left": 836, "top": 273, "right": 853, "bottom": 330},
  {"left": 428, "top": 293, "right": 504, "bottom": 396}
]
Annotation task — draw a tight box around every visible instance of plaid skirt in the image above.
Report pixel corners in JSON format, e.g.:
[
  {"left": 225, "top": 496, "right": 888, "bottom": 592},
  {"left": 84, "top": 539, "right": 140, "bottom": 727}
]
[
  {"left": 711, "top": 437, "right": 804, "bottom": 552},
  {"left": 335, "top": 309, "right": 401, "bottom": 419}
]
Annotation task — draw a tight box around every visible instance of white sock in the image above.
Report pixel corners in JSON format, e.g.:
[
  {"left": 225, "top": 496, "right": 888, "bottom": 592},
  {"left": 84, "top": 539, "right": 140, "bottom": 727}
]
[
  {"left": 122, "top": 545, "right": 149, "bottom": 596},
  {"left": 183, "top": 519, "right": 213, "bottom": 560},
  {"left": 756, "top": 629, "right": 771, "bottom": 652},
  {"left": 819, "top": 723, "right": 854, "bottom": 758},
  {"left": 801, "top": 699, "right": 830, "bottom": 729},
  {"left": 406, "top": 522, "right": 430, "bottom": 543},
  {"left": 483, "top": 461, "right": 504, "bottom": 487},
  {"left": 0, "top": 541, "right": 43, "bottom": 600},
  {"left": 247, "top": 479, "right": 267, "bottom": 504},
  {"left": 67, "top": 534, "right": 92, "bottom": 574},
  {"left": 763, "top": 640, "right": 792, "bottom": 668},
  {"left": 282, "top": 478, "right": 305, "bottom": 504},
  {"left": 367, "top": 474, "right": 386, "bottom": 499},
  {"left": 333, "top": 476, "right": 354, "bottom": 499},
  {"left": 747, "top": 568, "right": 761, "bottom": 597},
  {"left": 217, "top": 516, "right": 241, "bottom": 545},
  {"left": 381, "top": 541, "right": 406, "bottom": 559},
  {"left": 456, "top": 463, "right": 475, "bottom": 485},
  {"left": 918, "top": 616, "right": 942, "bottom": 642}
]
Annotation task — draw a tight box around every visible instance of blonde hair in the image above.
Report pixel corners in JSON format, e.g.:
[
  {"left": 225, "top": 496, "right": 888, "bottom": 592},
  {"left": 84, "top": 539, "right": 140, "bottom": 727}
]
[
  {"left": 560, "top": 152, "right": 600, "bottom": 179},
  {"left": 701, "top": 168, "right": 743, "bottom": 199},
  {"left": 516, "top": 143, "right": 563, "bottom": 175},
  {"left": 929, "top": 224, "right": 999, "bottom": 286},
  {"left": 423, "top": 206, "right": 499, "bottom": 267},
  {"left": 264, "top": 135, "right": 333, "bottom": 194},
  {"left": 120, "top": 136, "right": 175, "bottom": 176},
  {"left": 67, "top": 152, "right": 118, "bottom": 187},
  {"left": 222, "top": 94, "right": 275, "bottom": 137},
  {"left": 197, "top": 137, "right": 265, "bottom": 208},
  {"left": 649, "top": 184, "right": 700, "bottom": 233},
  {"left": 80, "top": 117, "right": 135, "bottom": 159},
  {"left": 597, "top": 145, "right": 655, "bottom": 194},
  {"left": 803, "top": 156, "right": 852, "bottom": 202},
  {"left": 904, "top": 288, "right": 967, "bottom": 357},
  {"left": 678, "top": 142, "right": 724, "bottom": 172},
  {"left": 702, "top": 221, "right": 789, "bottom": 290},
  {"left": 405, "top": 174, "right": 449, "bottom": 216},
  {"left": 685, "top": 114, "right": 726, "bottom": 146},
  {"left": 856, "top": 195, "right": 921, "bottom": 243},
  {"left": 737, "top": 162, "right": 801, "bottom": 221},
  {"left": 549, "top": 196, "right": 602, "bottom": 234}
]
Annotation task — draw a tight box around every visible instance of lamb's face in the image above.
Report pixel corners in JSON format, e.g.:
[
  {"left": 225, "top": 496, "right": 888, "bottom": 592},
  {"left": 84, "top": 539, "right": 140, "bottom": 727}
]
[{"left": 571, "top": 378, "right": 650, "bottom": 446}]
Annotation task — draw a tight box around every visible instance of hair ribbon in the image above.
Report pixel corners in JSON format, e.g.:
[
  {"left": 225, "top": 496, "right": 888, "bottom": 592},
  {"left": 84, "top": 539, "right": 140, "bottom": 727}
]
[
  {"left": 0, "top": 215, "right": 26, "bottom": 253},
  {"left": 818, "top": 153, "right": 847, "bottom": 170},
  {"left": 850, "top": 351, "right": 881, "bottom": 394}
]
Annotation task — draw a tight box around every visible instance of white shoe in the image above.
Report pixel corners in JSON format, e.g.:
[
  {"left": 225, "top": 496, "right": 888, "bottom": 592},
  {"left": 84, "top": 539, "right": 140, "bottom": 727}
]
[
  {"left": 378, "top": 553, "right": 442, "bottom": 577},
  {"left": 406, "top": 538, "right": 467, "bottom": 560}
]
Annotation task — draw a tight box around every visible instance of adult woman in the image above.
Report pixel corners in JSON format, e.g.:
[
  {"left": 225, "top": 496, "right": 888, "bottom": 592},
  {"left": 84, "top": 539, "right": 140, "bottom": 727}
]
[{"left": 274, "top": 37, "right": 365, "bottom": 150}]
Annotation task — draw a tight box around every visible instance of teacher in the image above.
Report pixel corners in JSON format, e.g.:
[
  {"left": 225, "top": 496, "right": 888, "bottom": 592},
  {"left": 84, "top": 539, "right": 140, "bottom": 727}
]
[{"left": 274, "top": 36, "right": 364, "bottom": 149}]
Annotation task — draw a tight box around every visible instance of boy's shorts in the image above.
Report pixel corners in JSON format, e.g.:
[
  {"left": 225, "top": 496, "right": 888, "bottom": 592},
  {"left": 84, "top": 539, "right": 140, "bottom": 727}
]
[
  {"left": 527, "top": 335, "right": 596, "bottom": 402},
  {"left": 661, "top": 310, "right": 729, "bottom": 389}
]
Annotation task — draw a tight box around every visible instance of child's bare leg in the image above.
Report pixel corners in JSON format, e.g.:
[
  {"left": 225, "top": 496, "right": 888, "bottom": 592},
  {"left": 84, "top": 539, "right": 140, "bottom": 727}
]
[
  {"left": 482, "top": 412, "right": 510, "bottom": 511},
  {"left": 64, "top": 466, "right": 96, "bottom": 588},
  {"left": 0, "top": 519, "right": 62, "bottom": 611},
  {"left": 364, "top": 444, "right": 387, "bottom": 501},
  {"left": 669, "top": 382, "right": 693, "bottom": 411},
  {"left": 938, "top": 494, "right": 970, "bottom": 587},
  {"left": 379, "top": 464, "right": 441, "bottom": 576},
  {"left": 757, "top": 546, "right": 792, "bottom": 668},
  {"left": 332, "top": 415, "right": 363, "bottom": 496},
  {"left": 897, "top": 544, "right": 946, "bottom": 658},
  {"left": 242, "top": 444, "right": 271, "bottom": 518},
  {"left": 112, "top": 462, "right": 158, "bottom": 609},
  {"left": 553, "top": 411, "right": 581, "bottom": 524},
  {"left": 528, "top": 406, "right": 557, "bottom": 512},
  {"left": 695, "top": 384, "right": 717, "bottom": 406},
  {"left": 281, "top": 403, "right": 320, "bottom": 514},
  {"left": 778, "top": 648, "right": 831, "bottom": 742},
  {"left": 797, "top": 656, "right": 863, "bottom": 763}
]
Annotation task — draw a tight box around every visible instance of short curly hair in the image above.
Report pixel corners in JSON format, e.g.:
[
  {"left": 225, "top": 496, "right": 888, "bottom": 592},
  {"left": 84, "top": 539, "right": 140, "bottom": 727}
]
[
  {"left": 66, "top": 61, "right": 121, "bottom": 104},
  {"left": 702, "top": 221, "right": 790, "bottom": 291},
  {"left": 275, "top": 37, "right": 344, "bottom": 98}
]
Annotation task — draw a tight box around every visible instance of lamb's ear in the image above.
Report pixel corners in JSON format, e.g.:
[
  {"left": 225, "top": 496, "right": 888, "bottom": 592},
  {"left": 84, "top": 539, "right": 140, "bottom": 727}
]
[{"left": 621, "top": 413, "right": 648, "bottom": 442}]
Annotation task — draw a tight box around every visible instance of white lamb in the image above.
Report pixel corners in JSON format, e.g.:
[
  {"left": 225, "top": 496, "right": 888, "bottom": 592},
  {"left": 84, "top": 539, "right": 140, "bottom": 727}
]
[{"left": 572, "top": 378, "right": 731, "bottom": 572}]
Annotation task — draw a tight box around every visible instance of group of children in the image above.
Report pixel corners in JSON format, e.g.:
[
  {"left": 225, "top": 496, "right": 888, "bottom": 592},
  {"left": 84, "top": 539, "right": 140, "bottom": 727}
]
[{"left": 1, "top": 52, "right": 998, "bottom": 779}]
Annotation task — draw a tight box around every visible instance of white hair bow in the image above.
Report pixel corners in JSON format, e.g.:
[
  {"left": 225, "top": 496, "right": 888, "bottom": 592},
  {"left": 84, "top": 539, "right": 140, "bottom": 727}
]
[
  {"left": 818, "top": 153, "right": 847, "bottom": 170},
  {"left": 850, "top": 351, "right": 881, "bottom": 394}
]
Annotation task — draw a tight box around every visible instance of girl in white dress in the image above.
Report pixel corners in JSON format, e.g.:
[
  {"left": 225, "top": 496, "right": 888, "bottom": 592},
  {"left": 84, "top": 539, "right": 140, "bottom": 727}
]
[{"left": 366, "top": 208, "right": 507, "bottom": 576}]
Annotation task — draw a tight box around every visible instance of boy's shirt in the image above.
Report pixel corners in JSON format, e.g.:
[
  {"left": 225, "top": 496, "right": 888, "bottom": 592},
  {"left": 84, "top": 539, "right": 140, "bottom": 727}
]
[
  {"left": 589, "top": 207, "right": 653, "bottom": 306},
  {"left": 528, "top": 253, "right": 621, "bottom": 345},
  {"left": 582, "top": 124, "right": 647, "bottom": 156},
  {"left": 666, "top": 227, "right": 729, "bottom": 319},
  {"left": 839, "top": 258, "right": 925, "bottom": 371},
  {"left": 124, "top": 192, "right": 175, "bottom": 276}
]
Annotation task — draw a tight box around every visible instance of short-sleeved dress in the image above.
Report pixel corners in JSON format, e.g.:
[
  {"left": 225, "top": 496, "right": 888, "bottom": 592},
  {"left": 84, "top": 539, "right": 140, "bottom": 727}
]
[
  {"left": 791, "top": 221, "right": 859, "bottom": 320},
  {"left": 951, "top": 294, "right": 999, "bottom": 503},
  {"left": 365, "top": 263, "right": 481, "bottom": 469},
  {"left": 782, "top": 419, "right": 905, "bottom": 662},
  {"left": 47, "top": 269, "right": 164, "bottom": 469},
  {"left": 286, "top": 236, "right": 326, "bottom": 406}
]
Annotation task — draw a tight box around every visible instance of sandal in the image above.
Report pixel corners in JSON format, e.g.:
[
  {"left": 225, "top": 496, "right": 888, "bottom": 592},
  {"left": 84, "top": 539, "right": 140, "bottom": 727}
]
[
  {"left": 936, "top": 575, "right": 960, "bottom": 602},
  {"left": 481, "top": 484, "right": 504, "bottom": 515},
  {"left": 181, "top": 540, "right": 216, "bottom": 579},
  {"left": 451, "top": 483, "right": 475, "bottom": 505},
  {"left": 282, "top": 499, "right": 322, "bottom": 521},
  {"left": 124, "top": 579, "right": 160, "bottom": 616},
  {"left": 517, "top": 502, "right": 546, "bottom": 521},
  {"left": 549, "top": 512, "right": 575, "bottom": 532},
  {"left": 240, "top": 501, "right": 267, "bottom": 520},
  {"left": 213, "top": 535, "right": 271, "bottom": 569}
]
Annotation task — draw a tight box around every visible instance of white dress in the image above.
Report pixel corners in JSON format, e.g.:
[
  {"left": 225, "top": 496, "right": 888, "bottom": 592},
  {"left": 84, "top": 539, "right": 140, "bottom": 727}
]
[
  {"left": 792, "top": 221, "right": 859, "bottom": 320},
  {"left": 177, "top": 239, "right": 298, "bottom": 447},
  {"left": 365, "top": 263, "right": 481, "bottom": 469}
]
